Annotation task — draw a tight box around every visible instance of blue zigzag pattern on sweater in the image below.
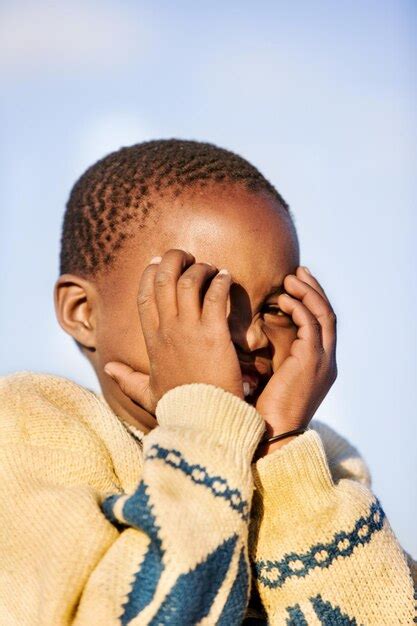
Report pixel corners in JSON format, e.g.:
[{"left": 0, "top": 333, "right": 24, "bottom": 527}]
[
  {"left": 148, "top": 534, "right": 239, "bottom": 625},
  {"left": 217, "top": 545, "right": 250, "bottom": 625},
  {"left": 285, "top": 604, "right": 308, "bottom": 626},
  {"left": 121, "top": 482, "right": 164, "bottom": 625},
  {"left": 285, "top": 593, "right": 362, "bottom": 625},
  {"left": 102, "top": 481, "right": 165, "bottom": 624},
  {"left": 145, "top": 443, "right": 250, "bottom": 521},
  {"left": 102, "top": 481, "right": 247, "bottom": 624},
  {"left": 254, "top": 497, "right": 385, "bottom": 589},
  {"left": 101, "top": 494, "right": 126, "bottom": 531}
]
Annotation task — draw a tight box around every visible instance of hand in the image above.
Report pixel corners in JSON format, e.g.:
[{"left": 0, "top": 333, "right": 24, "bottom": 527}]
[
  {"left": 255, "top": 266, "right": 337, "bottom": 452},
  {"left": 104, "top": 249, "right": 244, "bottom": 415}
]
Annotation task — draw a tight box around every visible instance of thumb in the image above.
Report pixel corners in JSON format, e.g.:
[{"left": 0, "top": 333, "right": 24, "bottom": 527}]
[{"left": 104, "top": 362, "right": 152, "bottom": 411}]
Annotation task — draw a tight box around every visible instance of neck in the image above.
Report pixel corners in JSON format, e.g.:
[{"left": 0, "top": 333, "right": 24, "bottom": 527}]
[{"left": 98, "top": 390, "right": 157, "bottom": 436}]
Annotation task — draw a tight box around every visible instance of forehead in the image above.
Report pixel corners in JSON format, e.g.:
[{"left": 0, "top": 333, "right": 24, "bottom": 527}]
[
  {"left": 155, "top": 183, "right": 299, "bottom": 299},
  {"left": 100, "top": 182, "right": 299, "bottom": 302}
]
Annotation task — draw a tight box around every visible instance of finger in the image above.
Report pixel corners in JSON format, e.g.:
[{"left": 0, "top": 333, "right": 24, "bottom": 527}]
[
  {"left": 153, "top": 249, "right": 195, "bottom": 322},
  {"left": 137, "top": 257, "right": 162, "bottom": 339},
  {"left": 296, "top": 266, "right": 331, "bottom": 306},
  {"left": 278, "top": 293, "right": 323, "bottom": 355},
  {"left": 177, "top": 262, "right": 219, "bottom": 321},
  {"left": 201, "top": 268, "right": 232, "bottom": 326},
  {"left": 104, "top": 362, "right": 151, "bottom": 407},
  {"left": 284, "top": 274, "right": 336, "bottom": 355}
]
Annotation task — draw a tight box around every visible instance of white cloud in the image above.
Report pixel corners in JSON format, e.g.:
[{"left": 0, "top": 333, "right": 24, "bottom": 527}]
[{"left": 0, "top": 0, "right": 150, "bottom": 75}]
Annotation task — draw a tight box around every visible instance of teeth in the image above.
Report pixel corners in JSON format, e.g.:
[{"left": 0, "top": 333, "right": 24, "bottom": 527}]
[{"left": 243, "top": 381, "right": 251, "bottom": 396}]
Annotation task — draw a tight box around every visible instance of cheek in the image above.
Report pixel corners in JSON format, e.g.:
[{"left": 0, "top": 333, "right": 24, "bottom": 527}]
[
  {"left": 97, "top": 301, "right": 151, "bottom": 371},
  {"left": 264, "top": 324, "right": 297, "bottom": 368}
]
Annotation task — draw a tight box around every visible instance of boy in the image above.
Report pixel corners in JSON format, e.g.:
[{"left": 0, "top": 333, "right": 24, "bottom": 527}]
[{"left": 0, "top": 139, "right": 415, "bottom": 625}]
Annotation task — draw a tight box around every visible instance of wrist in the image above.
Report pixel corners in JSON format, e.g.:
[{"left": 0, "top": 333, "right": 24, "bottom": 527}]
[
  {"left": 155, "top": 382, "right": 266, "bottom": 468},
  {"left": 254, "top": 435, "right": 298, "bottom": 460},
  {"left": 252, "top": 429, "right": 338, "bottom": 518}
]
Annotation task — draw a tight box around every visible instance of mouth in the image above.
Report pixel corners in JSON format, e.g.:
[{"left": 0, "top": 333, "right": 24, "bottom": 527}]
[
  {"left": 242, "top": 374, "right": 259, "bottom": 398},
  {"left": 239, "top": 363, "right": 269, "bottom": 404}
]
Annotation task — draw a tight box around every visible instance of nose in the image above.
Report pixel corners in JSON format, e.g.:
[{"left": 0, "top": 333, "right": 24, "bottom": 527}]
[{"left": 230, "top": 318, "right": 271, "bottom": 356}]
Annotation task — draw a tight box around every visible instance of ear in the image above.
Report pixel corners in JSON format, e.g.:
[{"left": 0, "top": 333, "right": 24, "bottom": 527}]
[{"left": 54, "top": 274, "right": 98, "bottom": 350}]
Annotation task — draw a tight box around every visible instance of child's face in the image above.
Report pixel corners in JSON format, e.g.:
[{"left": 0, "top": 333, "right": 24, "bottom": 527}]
[{"left": 77, "top": 183, "right": 299, "bottom": 432}]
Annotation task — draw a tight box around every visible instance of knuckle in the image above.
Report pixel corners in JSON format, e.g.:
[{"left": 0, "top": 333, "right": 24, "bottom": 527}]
[
  {"left": 306, "top": 343, "right": 325, "bottom": 365},
  {"left": 283, "top": 274, "right": 296, "bottom": 289},
  {"left": 155, "top": 270, "right": 172, "bottom": 286},
  {"left": 137, "top": 291, "right": 154, "bottom": 307},
  {"left": 326, "top": 309, "right": 337, "bottom": 324},
  {"left": 178, "top": 274, "right": 198, "bottom": 289},
  {"left": 202, "top": 334, "right": 217, "bottom": 349},
  {"left": 318, "top": 344, "right": 327, "bottom": 360},
  {"left": 178, "top": 264, "right": 216, "bottom": 289},
  {"left": 309, "top": 318, "right": 322, "bottom": 333},
  {"left": 311, "top": 354, "right": 325, "bottom": 375},
  {"left": 118, "top": 378, "right": 129, "bottom": 395},
  {"left": 205, "top": 289, "right": 222, "bottom": 303},
  {"left": 196, "top": 262, "right": 215, "bottom": 270},
  {"left": 163, "top": 249, "right": 180, "bottom": 258},
  {"left": 165, "top": 248, "right": 192, "bottom": 261},
  {"left": 308, "top": 341, "right": 323, "bottom": 356},
  {"left": 159, "top": 329, "right": 175, "bottom": 346}
]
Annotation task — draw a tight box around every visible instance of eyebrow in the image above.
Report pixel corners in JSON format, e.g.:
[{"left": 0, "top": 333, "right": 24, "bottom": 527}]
[{"left": 264, "top": 284, "right": 284, "bottom": 299}]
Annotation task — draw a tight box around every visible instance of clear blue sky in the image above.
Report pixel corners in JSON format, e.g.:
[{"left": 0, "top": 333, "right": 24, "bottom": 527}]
[{"left": 1, "top": 1, "right": 416, "bottom": 554}]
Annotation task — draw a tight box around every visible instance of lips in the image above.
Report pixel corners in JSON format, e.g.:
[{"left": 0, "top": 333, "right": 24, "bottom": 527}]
[
  {"left": 239, "top": 363, "right": 265, "bottom": 400},
  {"left": 242, "top": 379, "right": 257, "bottom": 398}
]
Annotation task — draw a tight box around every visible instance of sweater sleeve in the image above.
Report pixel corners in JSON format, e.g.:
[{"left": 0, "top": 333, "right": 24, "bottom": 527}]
[
  {"left": 248, "top": 426, "right": 416, "bottom": 626},
  {"left": 0, "top": 383, "right": 265, "bottom": 626}
]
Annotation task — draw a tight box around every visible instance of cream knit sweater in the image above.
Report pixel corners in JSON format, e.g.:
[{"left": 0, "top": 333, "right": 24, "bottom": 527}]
[{"left": 0, "top": 372, "right": 415, "bottom": 625}]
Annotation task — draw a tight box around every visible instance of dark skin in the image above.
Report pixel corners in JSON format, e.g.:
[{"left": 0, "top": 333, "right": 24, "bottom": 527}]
[{"left": 54, "top": 182, "right": 337, "bottom": 458}]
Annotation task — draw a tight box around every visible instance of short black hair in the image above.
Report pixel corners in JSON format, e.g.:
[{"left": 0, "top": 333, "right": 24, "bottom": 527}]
[{"left": 59, "top": 138, "right": 292, "bottom": 278}]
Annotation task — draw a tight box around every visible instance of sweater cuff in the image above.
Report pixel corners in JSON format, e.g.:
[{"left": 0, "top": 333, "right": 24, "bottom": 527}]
[
  {"left": 155, "top": 383, "right": 266, "bottom": 465},
  {"left": 252, "top": 428, "right": 338, "bottom": 517}
]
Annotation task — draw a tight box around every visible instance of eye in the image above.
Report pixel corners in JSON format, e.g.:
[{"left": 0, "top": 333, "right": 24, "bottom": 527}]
[{"left": 261, "top": 304, "right": 287, "bottom": 317}]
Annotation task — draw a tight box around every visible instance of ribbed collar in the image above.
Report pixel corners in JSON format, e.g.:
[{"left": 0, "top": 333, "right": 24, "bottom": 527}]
[{"left": 94, "top": 391, "right": 146, "bottom": 446}]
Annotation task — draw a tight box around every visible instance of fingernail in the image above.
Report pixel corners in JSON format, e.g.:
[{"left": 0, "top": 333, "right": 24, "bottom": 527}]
[
  {"left": 150, "top": 256, "right": 162, "bottom": 264},
  {"left": 218, "top": 268, "right": 229, "bottom": 275},
  {"left": 303, "top": 266, "right": 311, "bottom": 274}
]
